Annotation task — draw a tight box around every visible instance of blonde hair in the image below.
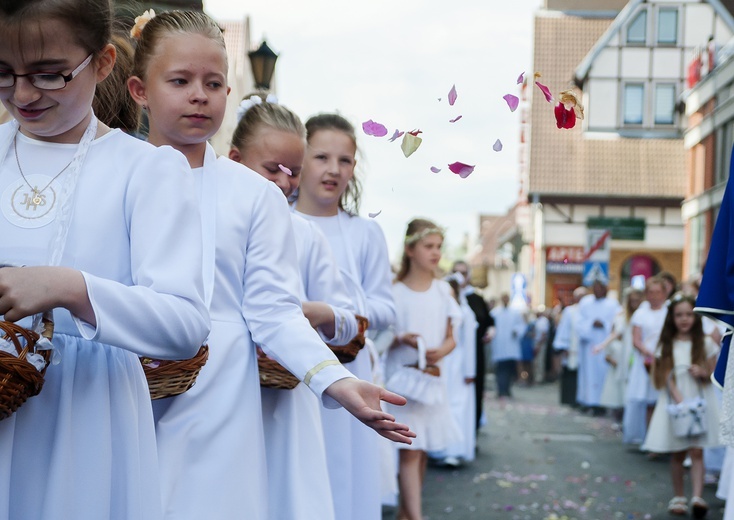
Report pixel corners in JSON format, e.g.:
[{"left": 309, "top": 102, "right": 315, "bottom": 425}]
[
  {"left": 231, "top": 97, "right": 305, "bottom": 153},
  {"left": 132, "top": 10, "right": 226, "bottom": 80},
  {"left": 396, "top": 218, "right": 444, "bottom": 282}
]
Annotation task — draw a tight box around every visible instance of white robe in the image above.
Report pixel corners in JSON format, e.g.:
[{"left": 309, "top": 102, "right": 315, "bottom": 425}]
[
  {"left": 576, "top": 295, "right": 621, "bottom": 407},
  {"left": 0, "top": 126, "right": 210, "bottom": 520},
  {"left": 294, "top": 208, "right": 396, "bottom": 520},
  {"left": 490, "top": 306, "right": 524, "bottom": 363},
  {"left": 261, "top": 213, "right": 358, "bottom": 520},
  {"left": 153, "top": 147, "right": 354, "bottom": 520},
  {"left": 431, "top": 291, "right": 477, "bottom": 461}
]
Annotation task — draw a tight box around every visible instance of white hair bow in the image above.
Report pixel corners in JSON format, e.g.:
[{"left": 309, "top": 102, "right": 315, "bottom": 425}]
[{"left": 236, "top": 93, "right": 279, "bottom": 122}]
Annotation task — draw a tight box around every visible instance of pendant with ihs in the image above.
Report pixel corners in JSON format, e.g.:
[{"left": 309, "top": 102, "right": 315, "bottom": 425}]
[{"left": 32, "top": 190, "right": 42, "bottom": 205}]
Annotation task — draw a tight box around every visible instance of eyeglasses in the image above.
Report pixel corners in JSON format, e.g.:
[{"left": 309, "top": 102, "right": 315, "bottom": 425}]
[{"left": 0, "top": 54, "right": 93, "bottom": 91}]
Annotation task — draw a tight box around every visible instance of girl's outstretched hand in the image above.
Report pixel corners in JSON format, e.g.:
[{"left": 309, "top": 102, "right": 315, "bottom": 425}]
[{"left": 324, "top": 378, "right": 416, "bottom": 444}]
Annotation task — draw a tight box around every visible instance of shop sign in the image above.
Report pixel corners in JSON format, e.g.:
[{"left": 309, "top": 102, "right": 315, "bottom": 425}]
[
  {"left": 546, "top": 246, "right": 584, "bottom": 274},
  {"left": 587, "top": 217, "right": 645, "bottom": 241}
]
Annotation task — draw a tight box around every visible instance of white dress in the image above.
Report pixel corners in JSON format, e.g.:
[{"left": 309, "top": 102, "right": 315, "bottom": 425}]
[
  {"left": 576, "top": 295, "right": 621, "bottom": 407},
  {"left": 599, "top": 311, "right": 629, "bottom": 408},
  {"left": 260, "top": 213, "right": 358, "bottom": 520},
  {"left": 642, "top": 338, "right": 721, "bottom": 453},
  {"left": 385, "top": 280, "right": 463, "bottom": 452},
  {"left": 153, "top": 146, "right": 355, "bottom": 520},
  {"left": 0, "top": 124, "right": 210, "bottom": 520},
  {"left": 429, "top": 291, "right": 477, "bottom": 461},
  {"left": 294, "top": 209, "right": 396, "bottom": 520}
]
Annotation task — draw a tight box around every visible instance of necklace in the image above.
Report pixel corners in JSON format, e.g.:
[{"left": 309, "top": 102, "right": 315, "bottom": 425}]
[{"left": 13, "top": 133, "right": 74, "bottom": 206}]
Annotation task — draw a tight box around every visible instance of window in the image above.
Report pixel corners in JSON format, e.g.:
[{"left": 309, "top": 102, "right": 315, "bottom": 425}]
[
  {"left": 654, "top": 84, "right": 676, "bottom": 124},
  {"left": 716, "top": 120, "right": 734, "bottom": 184},
  {"left": 627, "top": 10, "right": 647, "bottom": 44},
  {"left": 657, "top": 8, "right": 678, "bottom": 44},
  {"left": 623, "top": 84, "right": 645, "bottom": 125}
]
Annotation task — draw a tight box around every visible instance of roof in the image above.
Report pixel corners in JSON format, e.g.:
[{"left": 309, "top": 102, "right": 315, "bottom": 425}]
[
  {"left": 574, "top": 0, "right": 734, "bottom": 84},
  {"left": 527, "top": 12, "right": 686, "bottom": 199}
]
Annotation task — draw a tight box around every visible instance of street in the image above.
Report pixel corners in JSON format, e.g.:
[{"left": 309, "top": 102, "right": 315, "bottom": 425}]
[{"left": 384, "top": 379, "right": 725, "bottom": 519}]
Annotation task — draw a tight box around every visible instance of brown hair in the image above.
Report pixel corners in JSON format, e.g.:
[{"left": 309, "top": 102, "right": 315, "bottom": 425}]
[
  {"left": 94, "top": 31, "right": 139, "bottom": 132},
  {"left": 132, "top": 10, "right": 226, "bottom": 80},
  {"left": 231, "top": 96, "right": 305, "bottom": 153},
  {"left": 304, "top": 113, "right": 362, "bottom": 214},
  {"left": 652, "top": 293, "right": 708, "bottom": 389},
  {"left": 396, "top": 218, "right": 443, "bottom": 282},
  {"left": 0, "top": 0, "right": 112, "bottom": 57}
]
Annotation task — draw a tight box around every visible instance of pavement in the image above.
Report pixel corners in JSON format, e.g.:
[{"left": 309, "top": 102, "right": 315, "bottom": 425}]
[{"left": 383, "top": 377, "right": 726, "bottom": 520}]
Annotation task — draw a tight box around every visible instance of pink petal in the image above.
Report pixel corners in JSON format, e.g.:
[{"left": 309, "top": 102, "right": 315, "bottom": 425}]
[
  {"left": 430, "top": 166, "right": 441, "bottom": 173},
  {"left": 388, "top": 129, "right": 404, "bottom": 142},
  {"left": 535, "top": 81, "right": 554, "bottom": 103},
  {"left": 368, "top": 210, "right": 382, "bottom": 218},
  {"left": 503, "top": 94, "right": 519, "bottom": 112},
  {"left": 449, "top": 115, "right": 463, "bottom": 123},
  {"left": 517, "top": 71, "right": 525, "bottom": 84},
  {"left": 493, "top": 139, "right": 503, "bottom": 152},
  {"left": 361, "top": 119, "right": 388, "bottom": 137},
  {"left": 448, "top": 84, "right": 457, "bottom": 106},
  {"left": 278, "top": 164, "right": 292, "bottom": 176},
  {"left": 448, "top": 161, "right": 475, "bottom": 179}
]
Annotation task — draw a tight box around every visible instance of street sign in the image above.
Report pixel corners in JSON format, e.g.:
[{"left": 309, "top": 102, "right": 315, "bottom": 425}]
[{"left": 583, "top": 261, "right": 609, "bottom": 286}]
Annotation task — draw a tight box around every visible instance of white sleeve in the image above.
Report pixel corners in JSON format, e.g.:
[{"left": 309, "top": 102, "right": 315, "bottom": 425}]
[
  {"left": 303, "top": 222, "right": 358, "bottom": 346},
  {"left": 77, "top": 146, "right": 209, "bottom": 359},
  {"left": 359, "top": 219, "right": 396, "bottom": 331},
  {"left": 243, "top": 184, "right": 354, "bottom": 402}
]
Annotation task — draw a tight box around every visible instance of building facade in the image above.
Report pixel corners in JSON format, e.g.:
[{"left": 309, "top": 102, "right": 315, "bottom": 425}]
[{"left": 519, "top": 0, "right": 733, "bottom": 307}]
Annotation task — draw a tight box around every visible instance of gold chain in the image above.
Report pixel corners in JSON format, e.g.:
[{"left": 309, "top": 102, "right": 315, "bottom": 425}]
[{"left": 13, "top": 132, "right": 73, "bottom": 205}]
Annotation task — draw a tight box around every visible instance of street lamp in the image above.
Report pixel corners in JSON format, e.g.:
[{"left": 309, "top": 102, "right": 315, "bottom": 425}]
[{"left": 248, "top": 40, "right": 278, "bottom": 91}]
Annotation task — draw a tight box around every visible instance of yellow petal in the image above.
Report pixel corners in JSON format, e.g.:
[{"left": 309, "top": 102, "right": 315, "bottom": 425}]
[{"left": 401, "top": 133, "right": 422, "bottom": 158}]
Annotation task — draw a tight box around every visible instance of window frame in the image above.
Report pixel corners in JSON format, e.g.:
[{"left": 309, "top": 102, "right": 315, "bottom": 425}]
[
  {"left": 622, "top": 82, "right": 646, "bottom": 126},
  {"left": 653, "top": 83, "right": 676, "bottom": 125},
  {"left": 626, "top": 9, "right": 648, "bottom": 45},
  {"left": 656, "top": 7, "right": 678, "bottom": 45}
]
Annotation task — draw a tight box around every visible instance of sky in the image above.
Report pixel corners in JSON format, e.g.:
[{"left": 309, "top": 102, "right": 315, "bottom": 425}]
[{"left": 204, "top": 0, "right": 542, "bottom": 262}]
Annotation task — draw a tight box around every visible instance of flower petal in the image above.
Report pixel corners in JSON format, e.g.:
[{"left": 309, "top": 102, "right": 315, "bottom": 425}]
[
  {"left": 368, "top": 210, "right": 382, "bottom": 218},
  {"left": 449, "top": 115, "right": 463, "bottom": 123},
  {"left": 278, "top": 164, "right": 292, "bottom": 176},
  {"left": 554, "top": 103, "right": 576, "bottom": 129},
  {"left": 517, "top": 71, "right": 525, "bottom": 84},
  {"left": 448, "top": 161, "right": 475, "bottom": 179},
  {"left": 448, "top": 84, "right": 458, "bottom": 106},
  {"left": 361, "top": 119, "right": 388, "bottom": 137},
  {"left": 388, "top": 129, "right": 404, "bottom": 142},
  {"left": 503, "top": 94, "right": 519, "bottom": 112},
  {"left": 493, "top": 139, "right": 503, "bottom": 152},
  {"left": 401, "top": 133, "right": 423, "bottom": 158},
  {"left": 430, "top": 166, "right": 441, "bottom": 173},
  {"left": 535, "top": 81, "right": 554, "bottom": 103}
]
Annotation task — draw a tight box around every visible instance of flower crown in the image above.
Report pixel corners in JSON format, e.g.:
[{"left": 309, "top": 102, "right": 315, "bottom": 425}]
[
  {"left": 130, "top": 9, "right": 156, "bottom": 40},
  {"left": 236, "top": 94, "right": 279, "bottom": 123},
  {"left": 405, "top": 227, "right": 444, "bottom": 245}
]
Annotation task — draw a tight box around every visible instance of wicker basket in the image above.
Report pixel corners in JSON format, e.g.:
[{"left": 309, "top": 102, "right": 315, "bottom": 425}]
[
  {"left": 257, "top": 349, "right": 299, "bottom": 390},
  {"left": 0, "top": 315, "right": 54, "bottom": 421},
  {"left": 327, "top": 315, "right": 369, "bottom": 364},
  {"left": 141, "top": 345, "right": 209, "bottom": 400}
]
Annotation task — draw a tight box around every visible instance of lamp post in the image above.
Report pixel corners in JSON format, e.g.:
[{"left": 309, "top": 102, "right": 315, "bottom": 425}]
[{"left": 248, "top": 40, "right": 278, "bottom": 91}]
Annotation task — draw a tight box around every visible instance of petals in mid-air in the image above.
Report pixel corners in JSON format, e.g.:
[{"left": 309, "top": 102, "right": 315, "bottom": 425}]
[
  {"left": 559, "top": 89, "right": 585, "bottom": 120},
  {"left": 535, "top": 81, "right": 554, "bottom": 103},
  {"left": 368, "top": 210, "right": 382, "bottom": 218},
  {"left": 503, "top": 94, "right": 519, "bottom": 112},
  {"left": 430, "top": 166, "right": 441, "bottom": 173},
  {"left": 407, "top": 129, "right": 423, "bottom": 136},
  {"left": 389, "top": 129, "right": 404, "bottom": 142},
  {"left": 449, "top": 115, "right": 463, "bottom": 123},
  {"left": 401, "top": 133, "right": 423, "bottom": 158},
  {"left": 554, "top": 103, "right": 576, "bottom": 129},
  {"left": 448, "top": 84, "right": 458, "bottom": 106},
  {"left": 278, "top": 164, "right": 292, "bottom": 176},
  {"left": 362, "top": 119, "right": 388, "bottom": 137},
  {"left": 448, "top": 161, "right": 475, "bottom": 179},
  {"left": 493, "top": 139, "right": 503, "bottom": 152},
  {"left": 517, "top": 71, "right": 525, "bottom": 84}
]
